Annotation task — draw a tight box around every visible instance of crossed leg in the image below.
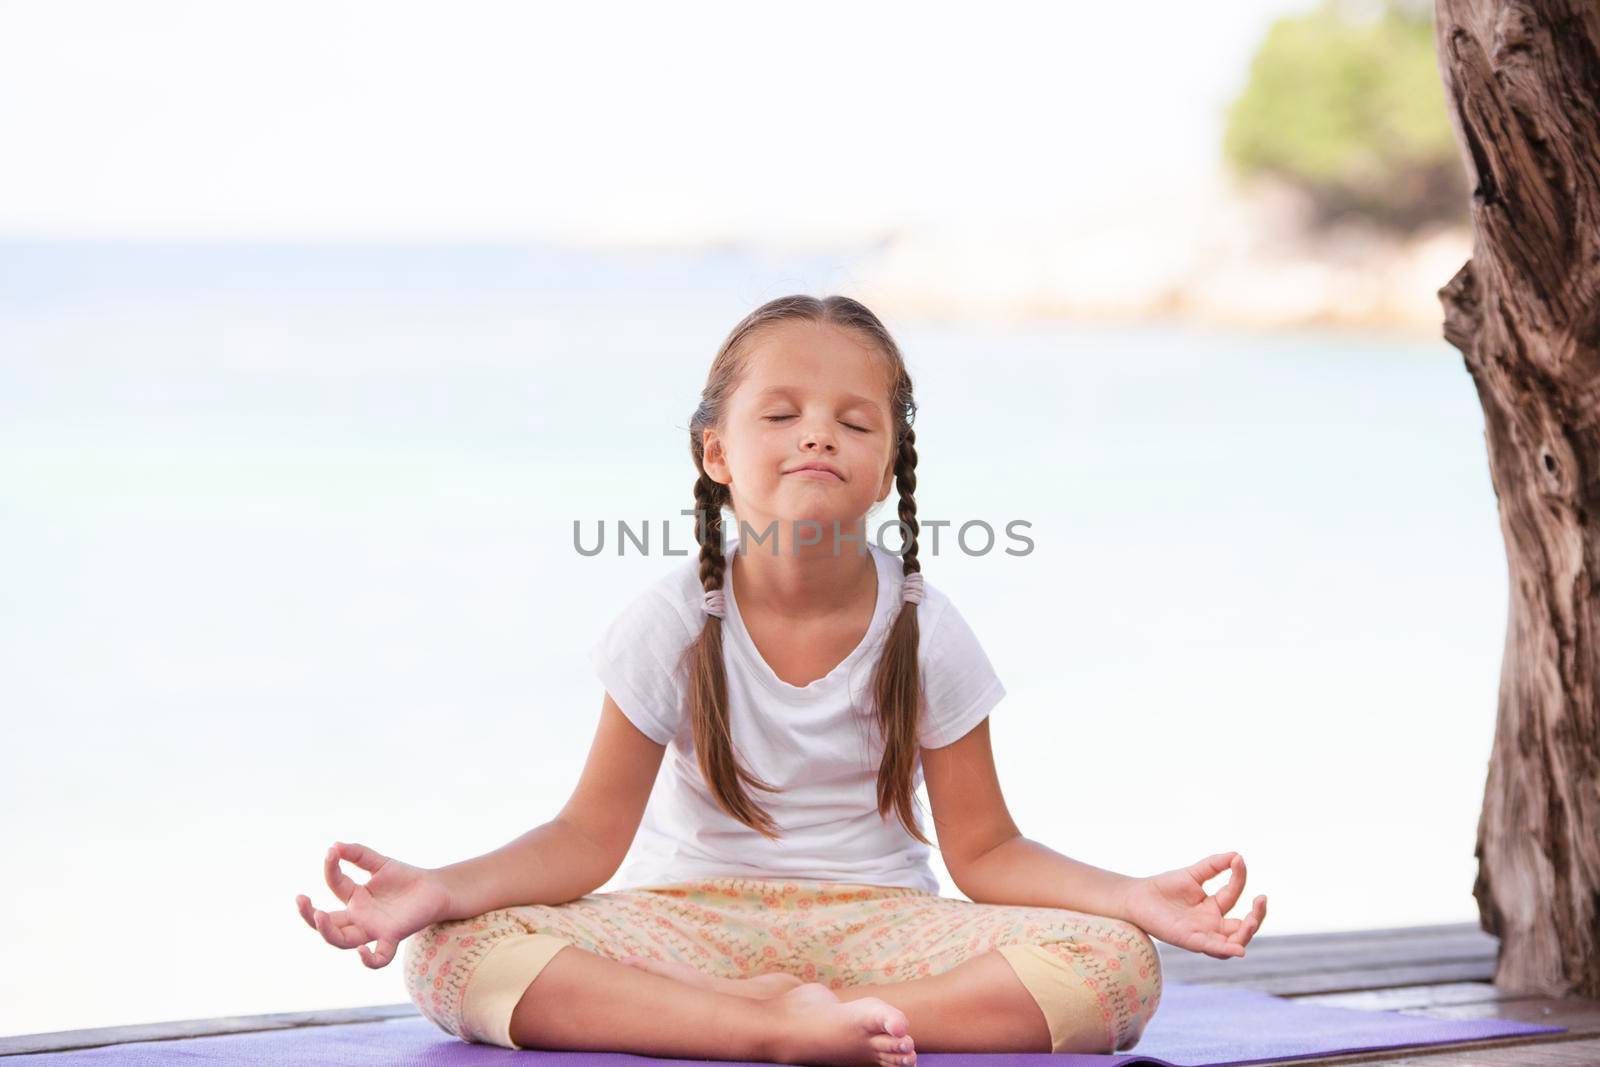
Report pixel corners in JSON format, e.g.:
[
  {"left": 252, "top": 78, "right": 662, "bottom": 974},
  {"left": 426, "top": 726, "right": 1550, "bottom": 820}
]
[
  {"left": 625, "top": 947, "right": 1051, "bottom": 1054},
  {"left": 510, "top": 943, "right": 919, "bottom": 1067},
  {"left": 406, "top": 884, "right": 1154, "bottom": 1059}
]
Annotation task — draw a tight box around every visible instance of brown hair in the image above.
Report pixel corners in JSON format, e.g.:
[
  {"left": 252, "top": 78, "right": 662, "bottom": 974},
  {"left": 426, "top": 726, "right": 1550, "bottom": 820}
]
[{"left": 681, "top": 294, "right": 928, "bottom": 844}]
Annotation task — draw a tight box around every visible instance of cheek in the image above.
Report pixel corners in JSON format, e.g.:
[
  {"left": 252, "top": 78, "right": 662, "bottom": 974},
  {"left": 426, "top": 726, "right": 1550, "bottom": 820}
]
[{"left": 728, "top": 438, "right": 783, "bottom": 479}]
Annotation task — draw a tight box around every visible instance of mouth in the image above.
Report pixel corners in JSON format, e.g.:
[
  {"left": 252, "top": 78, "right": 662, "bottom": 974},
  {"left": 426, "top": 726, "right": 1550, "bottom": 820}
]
[{"left": 785, "top": 464, "right": 843, "bottom": 481}]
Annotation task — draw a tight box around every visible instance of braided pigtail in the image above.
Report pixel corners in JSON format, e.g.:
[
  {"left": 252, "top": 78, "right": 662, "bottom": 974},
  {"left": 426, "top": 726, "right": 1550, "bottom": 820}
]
[
  {"left": 684, "top": 430, "right": 782, "bottom": 839},
  {"left": 867, "top": 422, "right": 931, "bottom": 845}
]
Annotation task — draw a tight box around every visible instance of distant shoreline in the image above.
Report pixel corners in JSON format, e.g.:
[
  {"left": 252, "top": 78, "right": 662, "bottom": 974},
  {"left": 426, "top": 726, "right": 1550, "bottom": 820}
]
[
  {"left": 844, "top": 185, "right": 1471, "bottom": 340},
  {"left": 0, "top": 209, "right": 1471, "bottom": 339}
]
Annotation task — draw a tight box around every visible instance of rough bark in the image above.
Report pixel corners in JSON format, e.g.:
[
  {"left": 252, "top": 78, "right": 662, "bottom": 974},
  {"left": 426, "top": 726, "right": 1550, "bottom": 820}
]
[{"left": 1434, "top": 0, "right": 1600, "bottom": 997}]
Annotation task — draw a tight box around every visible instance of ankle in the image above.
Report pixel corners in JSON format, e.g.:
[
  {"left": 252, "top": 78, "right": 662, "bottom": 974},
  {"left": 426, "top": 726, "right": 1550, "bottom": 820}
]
[{"left": 749, "top": 993, "right": 800, "bottom": 1064}]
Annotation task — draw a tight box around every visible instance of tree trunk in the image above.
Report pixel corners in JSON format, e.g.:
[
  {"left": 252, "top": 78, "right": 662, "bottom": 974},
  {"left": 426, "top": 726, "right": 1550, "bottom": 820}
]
[{"left": 1434, "top": 0, "right": 1600, "bottom": 997}]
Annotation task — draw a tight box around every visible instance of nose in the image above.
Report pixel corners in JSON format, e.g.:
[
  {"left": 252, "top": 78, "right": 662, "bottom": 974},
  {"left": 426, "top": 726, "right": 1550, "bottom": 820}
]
[{"left": 801, "top": 424, "right": 838, "bottom": 454}]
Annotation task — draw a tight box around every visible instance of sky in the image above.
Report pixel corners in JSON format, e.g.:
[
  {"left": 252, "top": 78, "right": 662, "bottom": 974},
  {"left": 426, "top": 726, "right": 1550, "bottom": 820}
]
[{"left": 0, "top": 0, "right": 1318, "bottom": 247}]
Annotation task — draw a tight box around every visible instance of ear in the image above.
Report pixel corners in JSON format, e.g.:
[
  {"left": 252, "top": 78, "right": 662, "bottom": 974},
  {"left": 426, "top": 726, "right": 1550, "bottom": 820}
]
[
  {"left": 877, "top": 452, "right": 896, "bottom": 503},
  {"left": 703, "top": 428, "right": 732, "bottom": 486}
]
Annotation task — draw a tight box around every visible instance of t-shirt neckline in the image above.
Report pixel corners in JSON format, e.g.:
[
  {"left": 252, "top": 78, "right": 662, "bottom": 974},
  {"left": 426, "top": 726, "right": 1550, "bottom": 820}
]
[{"left": 722, "top": 538, "right": 887, "bottom": 699}]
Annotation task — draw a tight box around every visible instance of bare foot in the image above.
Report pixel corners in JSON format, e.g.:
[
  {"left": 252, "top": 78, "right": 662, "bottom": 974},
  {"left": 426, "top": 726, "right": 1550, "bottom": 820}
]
[
  {"left": 763, "top": 981, "right": 916, "bottom": 1067},
  {"left": 618, "top": 954, "right": 805, "bottom": 999}
]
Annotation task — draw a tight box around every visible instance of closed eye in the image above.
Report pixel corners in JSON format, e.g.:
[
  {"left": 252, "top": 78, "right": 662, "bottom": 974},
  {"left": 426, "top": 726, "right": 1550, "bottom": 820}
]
[{"left": 763, "top": 415, "right": 871, "bottom": 433}]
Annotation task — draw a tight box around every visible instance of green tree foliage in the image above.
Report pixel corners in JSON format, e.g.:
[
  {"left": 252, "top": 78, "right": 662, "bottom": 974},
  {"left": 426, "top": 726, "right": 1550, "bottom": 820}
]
[{"left": 1223, "top": 0, "right": 1467, "bottom": 232}]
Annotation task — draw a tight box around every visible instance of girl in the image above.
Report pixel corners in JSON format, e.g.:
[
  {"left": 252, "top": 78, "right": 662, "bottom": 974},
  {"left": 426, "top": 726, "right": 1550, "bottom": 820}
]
[{"left": 295, "top": 294, "right": 1267, "bottom": 1065}]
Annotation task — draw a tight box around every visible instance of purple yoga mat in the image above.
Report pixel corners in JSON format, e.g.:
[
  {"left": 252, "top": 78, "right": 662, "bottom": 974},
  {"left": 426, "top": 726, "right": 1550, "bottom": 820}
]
[{"left": 5, "top": 980, "right": 1565, "bottom": 1066}]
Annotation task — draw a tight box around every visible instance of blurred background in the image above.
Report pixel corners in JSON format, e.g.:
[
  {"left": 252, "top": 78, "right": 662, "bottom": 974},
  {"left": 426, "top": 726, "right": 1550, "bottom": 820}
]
[{"left": 0, "top": 0, "right": 1502, "bottom": 1039}]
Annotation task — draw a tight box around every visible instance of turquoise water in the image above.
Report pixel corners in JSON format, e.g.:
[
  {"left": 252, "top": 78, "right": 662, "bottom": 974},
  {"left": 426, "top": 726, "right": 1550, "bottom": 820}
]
[{"left": 0, "top": 242, "right": 1504, "bottom": 1035}]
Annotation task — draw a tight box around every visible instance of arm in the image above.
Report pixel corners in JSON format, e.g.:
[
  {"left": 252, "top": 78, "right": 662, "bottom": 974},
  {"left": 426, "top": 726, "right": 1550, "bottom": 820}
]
[
  {"left": 433, "top": 692, "right": 667, "bottom": 920},
  {"left": 922, "top": 718, "right": 1269, "bottom": 957},
  {"left": 950, "top": 835, "right": 1137, "bottom": 920},
  {"left": 432, "top": 817, "right": 624, "bottom": 920},
  {"left": 921, "top": 717, "right": 1137, "bottom": 920}
]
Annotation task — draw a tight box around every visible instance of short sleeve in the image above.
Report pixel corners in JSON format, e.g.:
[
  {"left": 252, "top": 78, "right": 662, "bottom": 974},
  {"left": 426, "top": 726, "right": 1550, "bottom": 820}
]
[
  {"left": 588, "top": 585, "right": 694, "bottom": 746},
  {"left": 917, "top": 596, "right": 1007, "bottom": 749}
]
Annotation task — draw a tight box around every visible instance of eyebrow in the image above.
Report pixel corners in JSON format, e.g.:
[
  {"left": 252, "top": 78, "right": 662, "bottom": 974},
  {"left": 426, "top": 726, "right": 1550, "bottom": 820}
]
[{"left": 753, "top": 385, "right": 883, "bottom": 412}]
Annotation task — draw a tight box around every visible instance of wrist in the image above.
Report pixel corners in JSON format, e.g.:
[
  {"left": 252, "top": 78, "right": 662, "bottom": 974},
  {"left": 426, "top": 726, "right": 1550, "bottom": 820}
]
[
  {"left": 427, "top": 865, "right": 467, "bottom": 924},
  {"left": 1113, "top": 875, "right": 1146, "bottom": 923}
]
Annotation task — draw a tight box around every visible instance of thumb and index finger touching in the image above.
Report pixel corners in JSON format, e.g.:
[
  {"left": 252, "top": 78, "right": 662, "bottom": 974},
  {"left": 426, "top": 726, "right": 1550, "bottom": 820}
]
[
  {"left": 1188, "top": 851, "right": 1262, "bottom": 916},
  {"left": 325, "top": 840, "right": 385, "bottom": 901},
  {"left": 296, "top": 840, "right": 395, "bottom": 966}
]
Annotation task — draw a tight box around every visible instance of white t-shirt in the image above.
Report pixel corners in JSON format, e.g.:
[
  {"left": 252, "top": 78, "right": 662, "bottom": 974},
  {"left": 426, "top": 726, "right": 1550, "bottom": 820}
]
[{"left": 588, "top": 535, "right": 1006, "bottom": 893}]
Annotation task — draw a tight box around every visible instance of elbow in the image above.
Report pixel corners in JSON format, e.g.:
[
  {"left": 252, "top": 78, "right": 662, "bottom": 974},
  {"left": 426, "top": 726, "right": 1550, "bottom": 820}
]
[{"left": 946, "top": 829, "right": 1024, "bottom": 903}]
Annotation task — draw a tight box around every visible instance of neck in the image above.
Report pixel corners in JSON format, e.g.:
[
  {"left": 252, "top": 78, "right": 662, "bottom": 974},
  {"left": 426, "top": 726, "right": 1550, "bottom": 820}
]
[{"left": 728, "top": 517, "right": 875, "bottom": 621}]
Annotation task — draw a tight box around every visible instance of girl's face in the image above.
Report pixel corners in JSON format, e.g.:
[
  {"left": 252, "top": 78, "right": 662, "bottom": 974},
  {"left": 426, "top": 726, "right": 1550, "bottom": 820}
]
[{"left": 702, "top": 320, "right": 897, "bottom": 545}]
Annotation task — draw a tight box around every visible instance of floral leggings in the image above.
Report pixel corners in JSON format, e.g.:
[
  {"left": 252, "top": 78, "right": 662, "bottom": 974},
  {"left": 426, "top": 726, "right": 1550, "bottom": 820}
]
[{"left": 402, "top": 877, "right": 1162, "bottom": 1055}]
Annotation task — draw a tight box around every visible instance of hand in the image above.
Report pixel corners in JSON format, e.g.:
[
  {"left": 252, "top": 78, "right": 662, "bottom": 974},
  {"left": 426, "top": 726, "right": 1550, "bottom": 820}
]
[
  {"left": 295, "top": 841, "right": 453, "bottom": 969},
  {"left": 1117, "top": 852, "right": 1266, "bottom": 960}
]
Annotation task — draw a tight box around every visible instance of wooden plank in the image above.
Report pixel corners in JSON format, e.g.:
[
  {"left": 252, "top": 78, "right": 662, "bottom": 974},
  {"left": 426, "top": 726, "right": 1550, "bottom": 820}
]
[
  {"left": 1412, "top": 995, "right": 1600, "bottom": 1035},
  {"left": 0, "top": 1004, "right": 417, "bottom": 1057},
  {"left": 1150, "top": 923, "right": 1499, "bottom": 995},
  {"left": 1259, "top": 1034, "right": 1600, "bottom": 1065},
  {"left": 1158, "top": 951, "right": 1499, "bottom": 987},
  {"left": 1295, "top": 981, "right": 1516, "bottom": 1011},
  {"left": 1194, "top": 922, "right": 1488, "bottom": 951},
  {"left": 1160, "top": 945, "right": 1498, "bottom": 990},
  {"left": 1156, "top": 926, "right": 1497, "bottom": 982},
  {"left": 1196, "top": 960, "right": 1502, "bottom": 996}
]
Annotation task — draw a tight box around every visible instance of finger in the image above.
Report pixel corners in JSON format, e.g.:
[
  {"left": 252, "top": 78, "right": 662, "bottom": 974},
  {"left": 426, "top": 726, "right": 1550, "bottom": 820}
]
[
  {"left": 325, "top": 845, "right": 360, "bottom": 904},
  {"left": 1205, "top": 934, "right": 1242, "bottom": 959},
  {"left": 1186, "top": 852, "right": 1236, "bottom": 890},
  {"left": 296, "top": 894, "right": 321, "bottom": 931},
  {"left": 359, "top": 938, "right": 398, "bottom": 969},
  {"left": 312, "top": 906, "right": 371, "bottom": 951},
  {"left": 329, "top": 914, "right": 372, "bottom": 951},
  {"left": 311, "top": 906, "right": 345, "bottom": 947},
  {"left": 1212, "top": 854, "right": 1246, "bottom": 915},
  {"left": 334, "top": 841, "right": 386, "bottom": 875},
  {"left": 1185, "top": 928, "right": 1235, "bottom": 959},
  {"left": 1230, "top": 897, "right": 1267, "bottom": 947}
]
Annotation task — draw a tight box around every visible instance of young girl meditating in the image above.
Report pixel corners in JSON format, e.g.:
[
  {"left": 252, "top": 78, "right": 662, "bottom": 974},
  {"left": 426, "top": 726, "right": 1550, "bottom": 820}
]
[{"left": 295, "top": 294, "right": 1268, "bottom": 1064}]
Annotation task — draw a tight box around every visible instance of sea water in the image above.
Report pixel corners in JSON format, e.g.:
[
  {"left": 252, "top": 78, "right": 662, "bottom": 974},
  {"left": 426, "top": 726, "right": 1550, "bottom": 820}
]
[{"left": 0, "top": 240, "right": 1505, "bottom": 1035}]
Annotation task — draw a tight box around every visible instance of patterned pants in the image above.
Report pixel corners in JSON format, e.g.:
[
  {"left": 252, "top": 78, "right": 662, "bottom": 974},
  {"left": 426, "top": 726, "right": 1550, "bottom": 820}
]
[{"left": 402, "top": 877, "right": 1162, "bottom": 1055}]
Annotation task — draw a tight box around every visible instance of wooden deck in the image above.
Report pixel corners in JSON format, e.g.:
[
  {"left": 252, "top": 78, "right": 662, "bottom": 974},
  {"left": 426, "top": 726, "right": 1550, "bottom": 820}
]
[
  {"left": 1155, "top": 921, "right": 1600, "bottom": 1064},
  {"left": 3, "top": 922, "right": 1597, "bottom": 1063}
]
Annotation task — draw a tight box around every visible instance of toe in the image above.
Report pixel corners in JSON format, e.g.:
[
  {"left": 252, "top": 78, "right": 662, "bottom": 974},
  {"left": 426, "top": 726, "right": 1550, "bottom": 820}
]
[{"left": 870, "top": 1034, "right": 903, "bottom": 1053}]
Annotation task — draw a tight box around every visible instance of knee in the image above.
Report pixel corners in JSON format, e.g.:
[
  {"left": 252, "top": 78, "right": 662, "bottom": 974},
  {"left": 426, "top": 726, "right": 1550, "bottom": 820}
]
[
  {"left": 1030, "top": 921, "right": 1161, "bottom": 1053},
  {"left": 1103, "top": 919, "right": 1161, "bottom": 974},
  {"left": 1106, "top": 924, "right": 1162, "bottom": 1049},
  {"left": 402, "top": 913, "right": 511, "bottom": 1041},
  {"left": 403, "top": 921, "right": 467, "bottom": 1037}
]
